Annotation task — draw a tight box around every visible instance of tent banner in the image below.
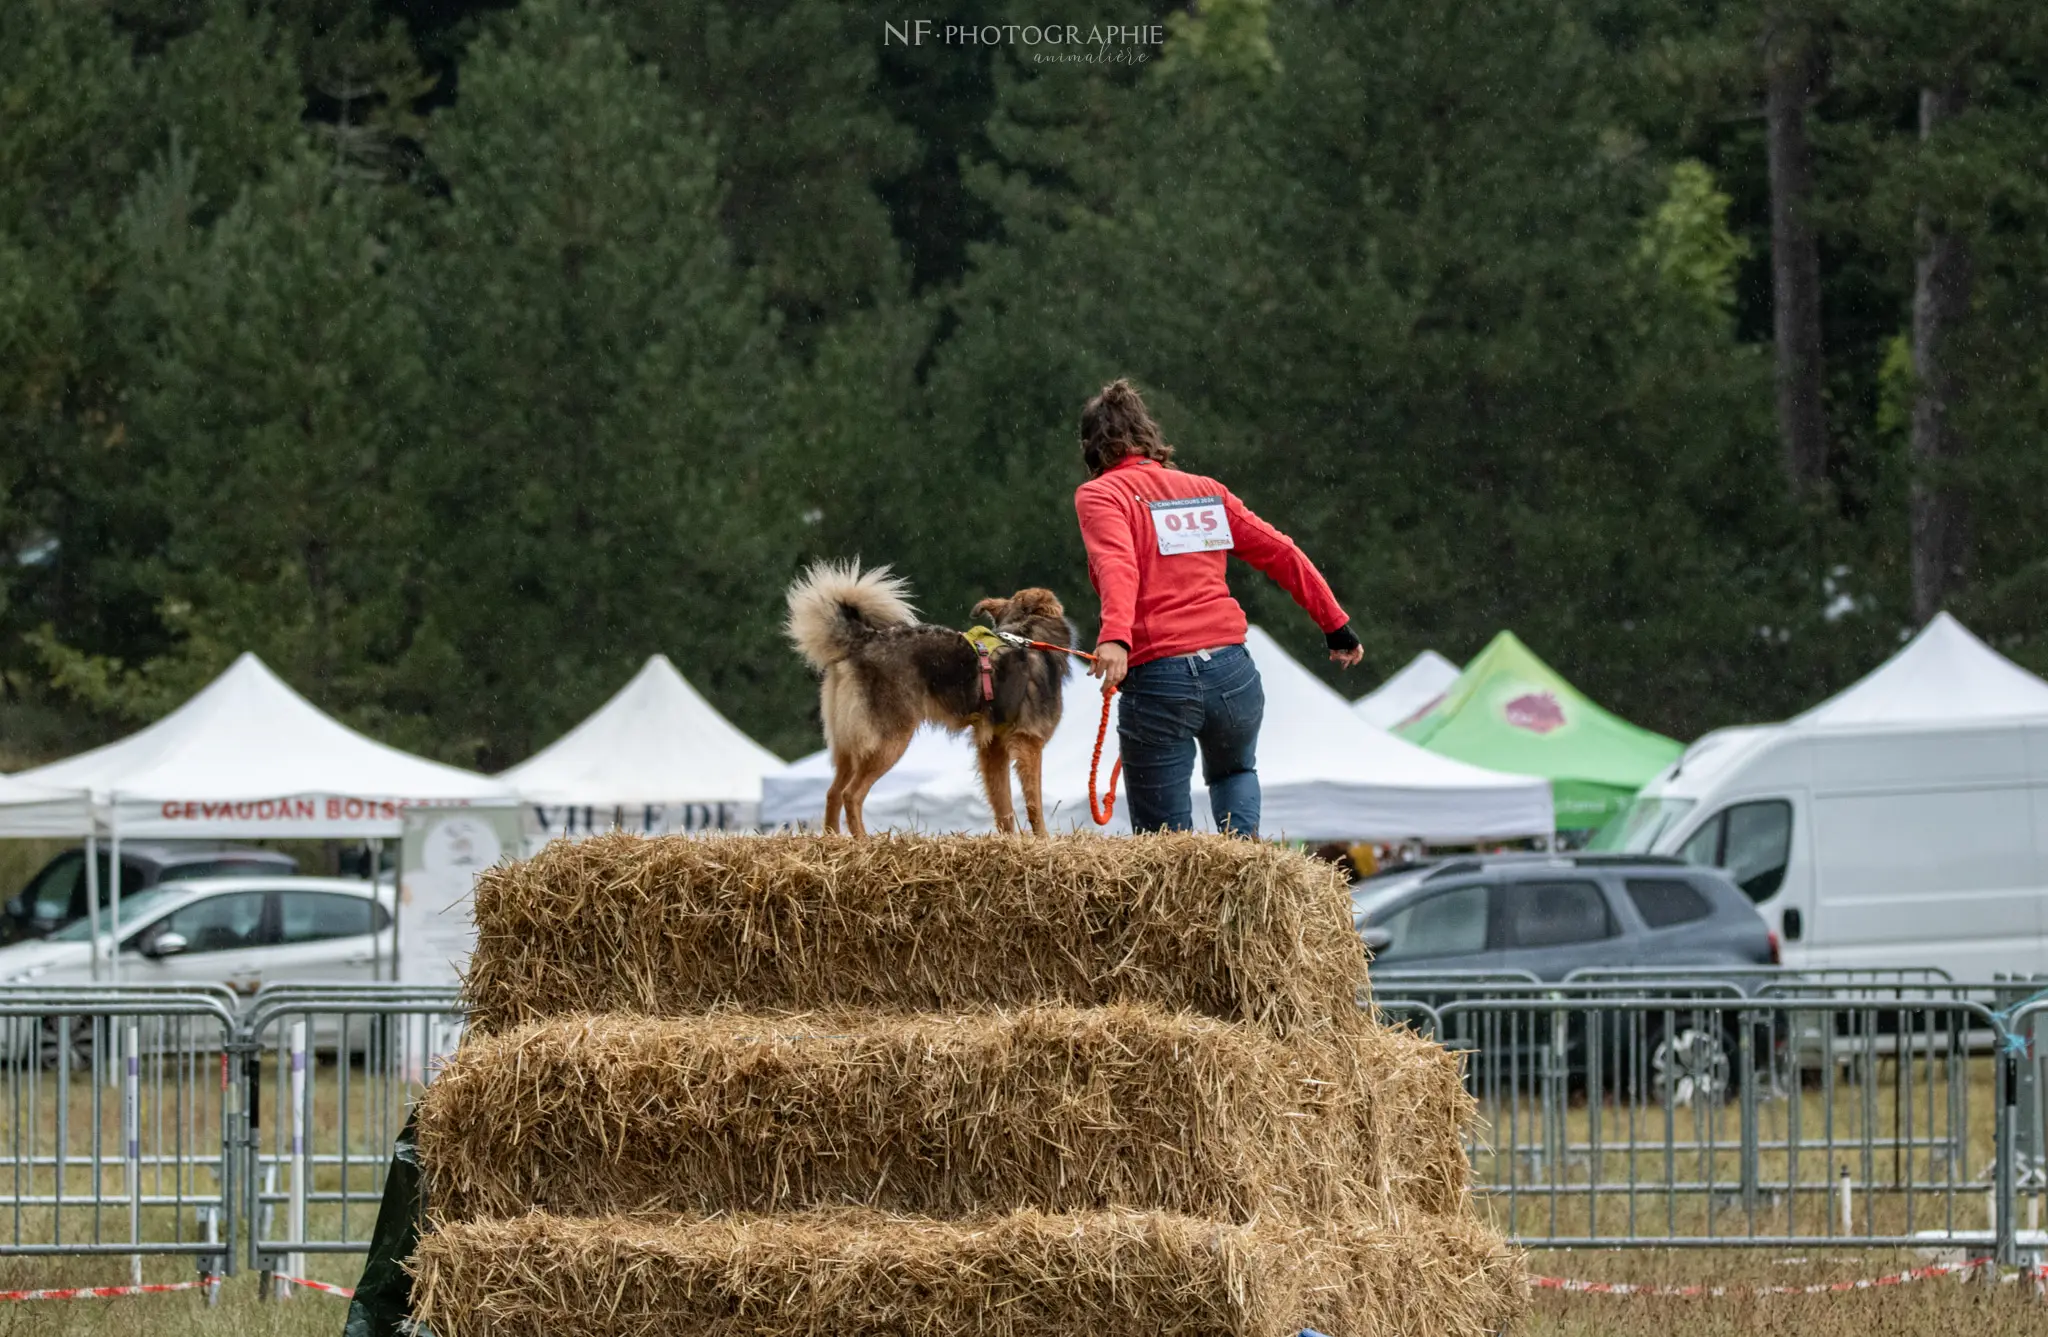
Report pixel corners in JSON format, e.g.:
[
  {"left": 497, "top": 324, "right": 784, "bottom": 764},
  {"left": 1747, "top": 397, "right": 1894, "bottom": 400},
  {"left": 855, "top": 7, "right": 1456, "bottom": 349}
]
[
  {"left": 398, "top": 804, "right": 523, "bottom": 987},
  {"left": 111, "top": 794, "right": 498, "bottom": 838},
  {"left": 522, "top": 800, "right": 759, "bottom": 842},
  {"left": 1549, "top": 779, "right": 1636, "bottom": 831}
]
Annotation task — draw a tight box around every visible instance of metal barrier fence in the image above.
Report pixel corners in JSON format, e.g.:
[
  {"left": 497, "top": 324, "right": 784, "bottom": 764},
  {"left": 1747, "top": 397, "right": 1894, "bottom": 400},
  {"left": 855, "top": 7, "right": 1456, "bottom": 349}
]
[
  {"left": 0, "top": 978, "right": 2041, "bottom": 1277},
  {"left": 1565, "top": 965, "right": 1957, "bottom": 989},
  {"left": 239, "top": 987, "right": 462, "bottom": 1282},
  {"left": 1444, "top": 997, "right": 1995, "bottom": 1250},
  {"left": 0, "top": 992, "right": 238, "bottom": 1282},
  {"left": 1998, "top": 997, "right": 2048, "bottom": 1254}
]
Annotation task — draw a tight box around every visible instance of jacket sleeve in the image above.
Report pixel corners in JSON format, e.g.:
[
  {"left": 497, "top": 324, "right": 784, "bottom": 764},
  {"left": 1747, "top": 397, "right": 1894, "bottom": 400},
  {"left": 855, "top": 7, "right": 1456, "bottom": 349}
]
[
  {"left": 1075, "top": 483, "right": 1140, "bottom": 647},
  {"left": 1224, "top": 488, "right": 1349, "bottom": 632}
]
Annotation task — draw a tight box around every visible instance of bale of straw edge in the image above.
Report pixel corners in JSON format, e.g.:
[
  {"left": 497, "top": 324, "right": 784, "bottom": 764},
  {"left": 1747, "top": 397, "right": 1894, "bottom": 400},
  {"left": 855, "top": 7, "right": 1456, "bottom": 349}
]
[
  {"left": 1305, "top": 1211, "right": 1527, "bottom": 1337},
  {"left": 408, "top": 1208, "right": 1524, "bottom": 1337},
  {"left": 1363, "top": 1019, "right": 1479, "bottom": 1217},
  {"left": 463, "top": 833, "right": 1366, "bottom": 1036},
  {"left": 417, "top": 1005, "right": 1422, "bottom": 1226}
]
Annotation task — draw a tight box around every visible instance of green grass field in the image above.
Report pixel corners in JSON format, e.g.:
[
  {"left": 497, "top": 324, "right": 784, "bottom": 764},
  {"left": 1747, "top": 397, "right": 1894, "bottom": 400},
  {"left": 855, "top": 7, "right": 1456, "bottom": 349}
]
[{"left": 0, "top": 1249, "right": 2041, "bottom": 1336}]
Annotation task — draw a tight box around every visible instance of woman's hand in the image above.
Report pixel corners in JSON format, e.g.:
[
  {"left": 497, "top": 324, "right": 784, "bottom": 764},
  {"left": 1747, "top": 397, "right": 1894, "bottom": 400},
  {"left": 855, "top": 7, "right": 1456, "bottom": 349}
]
[
  {"left": 1326, "top": 623, "right": 1364, "bottom": 669},
  {"left": 1090, "top": 641, "right": 1129, "bottom": 690}
]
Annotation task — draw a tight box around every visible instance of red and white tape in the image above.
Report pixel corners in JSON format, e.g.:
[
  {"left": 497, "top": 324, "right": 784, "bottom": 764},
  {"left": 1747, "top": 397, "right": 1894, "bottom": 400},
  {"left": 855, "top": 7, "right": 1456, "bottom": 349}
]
[
  {"left": 0, "top": 1276, "right": 217, "bottom": 1304},
  {"left": 275, "top": 1274, "right": 355, "bottom": 1298},
  {"left": 1530, "top": 1257, "right": 2044, "bottom": 1298}
]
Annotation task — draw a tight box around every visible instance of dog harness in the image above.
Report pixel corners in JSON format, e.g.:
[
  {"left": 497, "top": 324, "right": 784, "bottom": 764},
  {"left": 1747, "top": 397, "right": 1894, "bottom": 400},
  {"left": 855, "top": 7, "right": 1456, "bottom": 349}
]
[
  {"left": 961, "top": 626, "right": 1009, "bottom": 703},
  {"left": 958, "top": 627, "right": 1123, "bottom": 824}
]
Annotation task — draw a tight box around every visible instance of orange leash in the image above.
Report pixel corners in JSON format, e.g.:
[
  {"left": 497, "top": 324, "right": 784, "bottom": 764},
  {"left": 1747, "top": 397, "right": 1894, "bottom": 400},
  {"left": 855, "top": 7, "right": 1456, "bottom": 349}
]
[{"left": 1088, "top": 683, "right": 1121, "bottom": 825}]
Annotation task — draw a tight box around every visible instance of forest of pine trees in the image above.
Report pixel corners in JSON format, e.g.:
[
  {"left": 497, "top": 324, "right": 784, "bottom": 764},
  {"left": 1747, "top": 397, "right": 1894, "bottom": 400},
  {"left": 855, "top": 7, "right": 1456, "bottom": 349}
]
[{"left": 3, "top": 0, "right": 2044, "bottom": 766}]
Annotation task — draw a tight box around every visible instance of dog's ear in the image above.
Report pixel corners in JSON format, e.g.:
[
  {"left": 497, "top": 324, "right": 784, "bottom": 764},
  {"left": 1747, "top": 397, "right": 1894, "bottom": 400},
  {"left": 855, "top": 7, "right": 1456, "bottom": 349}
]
[
  {"left": 1010, "top": 588, "right": 1064, "bottom": 619},
  {"left": 970, "top": 596, "right": 1009, "bottom": 623}
]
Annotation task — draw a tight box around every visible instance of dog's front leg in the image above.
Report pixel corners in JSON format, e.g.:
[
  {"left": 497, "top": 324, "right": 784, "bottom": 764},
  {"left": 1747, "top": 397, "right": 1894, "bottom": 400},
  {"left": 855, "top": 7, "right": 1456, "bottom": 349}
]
[
  {"left": 977, "top": 736, "right": 1019, "bottom": 834},
  {"left": 1010, "top": 735, "right": 1047, "bottom": 837}
]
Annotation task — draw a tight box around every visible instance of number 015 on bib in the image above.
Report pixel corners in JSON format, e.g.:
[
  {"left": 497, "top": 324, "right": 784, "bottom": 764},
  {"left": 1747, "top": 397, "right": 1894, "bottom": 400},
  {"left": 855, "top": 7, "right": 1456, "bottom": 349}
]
[{"left": 1148, "top": 495, "right": 1234, "bottom": 555}]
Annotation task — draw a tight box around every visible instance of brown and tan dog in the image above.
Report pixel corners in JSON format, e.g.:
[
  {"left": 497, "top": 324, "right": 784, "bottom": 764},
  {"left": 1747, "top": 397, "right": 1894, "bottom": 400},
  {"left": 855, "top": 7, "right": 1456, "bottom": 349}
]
[{"left": 785, "top": 561, "right": 1071, "bottom": 837}]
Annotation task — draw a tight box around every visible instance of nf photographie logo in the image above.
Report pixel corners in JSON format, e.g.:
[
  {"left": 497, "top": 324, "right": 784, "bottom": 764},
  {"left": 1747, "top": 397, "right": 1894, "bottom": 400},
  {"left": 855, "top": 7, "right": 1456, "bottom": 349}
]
[{"left": 885, "top": 19, "right": 1166, "bottom": 63}]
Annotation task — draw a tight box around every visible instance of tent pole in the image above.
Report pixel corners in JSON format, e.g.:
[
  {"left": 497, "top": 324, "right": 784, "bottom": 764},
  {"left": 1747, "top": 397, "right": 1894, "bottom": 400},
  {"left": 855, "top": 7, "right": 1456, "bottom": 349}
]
[
  {"left": 368, "top": 837, "right": 384, "bottom": 980},
  {"left": 386, "top": 834, "right": 400, "bottom": 982},
  {"left": 107, "top": 801, "right": 122, "bottom": 987},
  {"left": 83, "top": 829, "right": 102, "bottom": 983}
]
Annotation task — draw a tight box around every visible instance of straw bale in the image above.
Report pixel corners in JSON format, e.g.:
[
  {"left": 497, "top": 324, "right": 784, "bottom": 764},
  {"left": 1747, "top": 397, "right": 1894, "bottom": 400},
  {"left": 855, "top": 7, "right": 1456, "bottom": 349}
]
[
  {"left": 408, "top": 1208, "right": 1524, "bottom": 1337},
  {"left": 417, "top": 1005, "right": 1410, "bottom": 1226},
  {"left": 464, "top": 832, "right": 1366, "bottom": 1036},
  {"left": 1363, "top": 1018, "right": 1477, "bottom": 1216},
  {"left": 1306, "top": 1210, "right": 1527, "bottom": 1337}
]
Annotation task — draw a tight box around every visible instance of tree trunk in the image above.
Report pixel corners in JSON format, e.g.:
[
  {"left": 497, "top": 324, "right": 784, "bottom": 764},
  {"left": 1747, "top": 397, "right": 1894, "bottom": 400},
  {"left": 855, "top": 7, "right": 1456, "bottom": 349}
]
[
  {"left": 1765, "top": 30, "right": 1828, "bottom": 492},
  {"left": 1909, "top": 78, "right": 1972, "bottom": 624}
]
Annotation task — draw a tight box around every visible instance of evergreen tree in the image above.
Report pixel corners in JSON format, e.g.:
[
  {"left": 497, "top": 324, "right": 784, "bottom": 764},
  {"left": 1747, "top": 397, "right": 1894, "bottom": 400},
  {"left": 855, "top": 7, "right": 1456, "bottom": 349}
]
[
  {"left": 4, "top": 0, "right": 2044, "bottom": 763},
  {"left": 4, "top": 0, "right": 311, "bottom": 691},
  {"left": 30, "top": 144, "right": 438, "bottom": 739},
  {"left": 408, "top": 0, "right": 808, "bottom": 762},
  {"left": 599, "top": 0, "right": 919, "bottom": 332}
]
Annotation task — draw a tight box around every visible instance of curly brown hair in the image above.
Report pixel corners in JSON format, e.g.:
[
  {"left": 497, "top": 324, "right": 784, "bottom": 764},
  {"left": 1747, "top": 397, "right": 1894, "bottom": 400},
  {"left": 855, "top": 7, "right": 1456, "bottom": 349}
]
[{"left": 1079, "top": 378, "right": 1175, "bottom": 478}]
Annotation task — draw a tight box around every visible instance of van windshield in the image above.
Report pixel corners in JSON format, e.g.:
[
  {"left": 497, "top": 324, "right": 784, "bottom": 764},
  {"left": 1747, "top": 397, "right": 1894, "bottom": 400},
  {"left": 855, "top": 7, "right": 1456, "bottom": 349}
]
[{"left": 1588, "top": 797, "right": 1695, "bottom": 853}]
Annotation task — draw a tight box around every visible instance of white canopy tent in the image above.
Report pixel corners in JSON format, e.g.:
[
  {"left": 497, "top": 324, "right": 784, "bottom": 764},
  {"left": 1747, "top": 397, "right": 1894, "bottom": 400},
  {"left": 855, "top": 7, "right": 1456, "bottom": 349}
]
[
  {"left": 1794, "top": 611, "right": 2048, "bottom": 727},
  {"left": 7, "top": 653, "right": 511, "bottom": 838},
  {"left": 0, "top": 773, "right": 91, "bottom": 837},
  {"left": 4, "top": 652, "right": 512, "bottom": 981},
  {"left": 497, "top": 654, "right": 784, "bottom": 837},
  {"left": 1635, "top": 612, "right": 2048, "bottom": 833},
  {"left": 1352, "top": 650, "right": 1461, "bottom": 730},
  {"left": 762, "top": 626, "right": 1553, "bottom": 841}
]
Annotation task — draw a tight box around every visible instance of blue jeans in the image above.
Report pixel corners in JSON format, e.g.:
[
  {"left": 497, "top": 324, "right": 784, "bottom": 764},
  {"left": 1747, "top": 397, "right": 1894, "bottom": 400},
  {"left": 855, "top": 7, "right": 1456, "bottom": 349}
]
[{"left": 1116, "top": 643, "right": 1264, "bottom": 837}]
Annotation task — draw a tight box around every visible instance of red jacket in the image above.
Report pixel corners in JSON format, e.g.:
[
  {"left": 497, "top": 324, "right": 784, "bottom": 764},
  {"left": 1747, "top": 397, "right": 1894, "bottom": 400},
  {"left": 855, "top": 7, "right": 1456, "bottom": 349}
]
[{"left": 1074, "top": 456, "right": 1348, "bottom": 666}]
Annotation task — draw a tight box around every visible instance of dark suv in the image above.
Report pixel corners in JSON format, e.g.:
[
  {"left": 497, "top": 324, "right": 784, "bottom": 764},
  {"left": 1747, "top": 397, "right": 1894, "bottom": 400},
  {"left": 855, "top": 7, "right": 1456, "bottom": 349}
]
[
  {"left": 1351, "top": 853, "right": 1777, "bottom": 979},
  {"left": 1353, "top": 855, "right": 1777, "bottom": 1101},
  {"left": 3, "top": 842, "right": 298, "bottom": 945}
]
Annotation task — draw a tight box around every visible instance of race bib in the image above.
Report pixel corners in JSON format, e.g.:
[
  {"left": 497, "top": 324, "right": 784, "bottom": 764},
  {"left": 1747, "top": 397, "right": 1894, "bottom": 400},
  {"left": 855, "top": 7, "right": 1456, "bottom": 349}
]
[{"left": 1148, "top": 495, "right": 1234, "bottom": 555}]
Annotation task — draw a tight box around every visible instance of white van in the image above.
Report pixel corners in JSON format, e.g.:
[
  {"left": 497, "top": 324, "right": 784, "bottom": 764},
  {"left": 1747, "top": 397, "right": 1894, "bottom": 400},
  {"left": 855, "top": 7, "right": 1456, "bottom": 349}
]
[{"left": 1597, "top": 615, "right": 2048, "bottom": 979}]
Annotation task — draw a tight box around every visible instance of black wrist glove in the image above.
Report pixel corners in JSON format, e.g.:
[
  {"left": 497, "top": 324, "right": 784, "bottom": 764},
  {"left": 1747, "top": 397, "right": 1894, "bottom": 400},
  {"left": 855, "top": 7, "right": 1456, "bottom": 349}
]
[{"left": 1325, "top": 623, "right": 1361, "bottom": 654}]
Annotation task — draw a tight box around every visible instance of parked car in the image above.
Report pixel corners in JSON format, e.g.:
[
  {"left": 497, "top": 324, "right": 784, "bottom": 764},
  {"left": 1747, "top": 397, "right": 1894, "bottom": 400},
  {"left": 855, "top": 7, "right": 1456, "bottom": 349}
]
[
  {"left": 1353, "top": 853, "right": 1779, "bottom": 978},
  {"left": 2, "top": 842, "right": 297, "bottom": 945},
  {"left": 1353, "top": 853, "right": 1779, "bottom": 1100},
  {"left": 0, "top": 875, "right": 390, "bottom": 994}
]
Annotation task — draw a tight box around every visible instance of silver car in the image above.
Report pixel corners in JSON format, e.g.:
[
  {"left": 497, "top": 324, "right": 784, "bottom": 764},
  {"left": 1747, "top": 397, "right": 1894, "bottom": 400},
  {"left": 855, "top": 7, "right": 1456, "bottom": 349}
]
[{"left": 0, "top": 875, "right": 393, "bottom": 994}]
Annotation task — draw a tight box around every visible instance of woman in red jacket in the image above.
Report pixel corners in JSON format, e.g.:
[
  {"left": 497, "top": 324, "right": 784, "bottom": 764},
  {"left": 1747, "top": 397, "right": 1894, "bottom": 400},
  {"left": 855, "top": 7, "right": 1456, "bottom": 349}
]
[{"left": 1075, "top": 379, "right": 1363, "bottom": 836}]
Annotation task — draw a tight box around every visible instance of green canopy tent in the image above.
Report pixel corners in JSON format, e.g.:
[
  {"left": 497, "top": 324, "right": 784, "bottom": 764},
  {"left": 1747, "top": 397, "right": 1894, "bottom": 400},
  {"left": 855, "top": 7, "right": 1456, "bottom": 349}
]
[{"left": 1396, "top": 631, "right": 1681, "bottom": 831}]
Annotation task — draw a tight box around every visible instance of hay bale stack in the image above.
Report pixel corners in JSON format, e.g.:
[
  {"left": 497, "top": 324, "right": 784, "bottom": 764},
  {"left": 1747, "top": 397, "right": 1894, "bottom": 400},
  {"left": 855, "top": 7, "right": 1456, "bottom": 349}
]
[
  {"left": 410, "top": 1208, "right": 1524, "bottom": 1337},
  {"left": 417, "top": 833, "right": 1523, "bottom": 1336},
  {"left": 417, "top": 1005, "right": 1411, "bottom": 1224},
  {"left": 465, "top": 832, "right": 1365, "bottom": 1036}
]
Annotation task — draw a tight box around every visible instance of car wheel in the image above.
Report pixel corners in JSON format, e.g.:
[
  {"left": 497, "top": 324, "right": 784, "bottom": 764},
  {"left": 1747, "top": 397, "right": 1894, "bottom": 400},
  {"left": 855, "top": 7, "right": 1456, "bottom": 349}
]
[
  {"left": 38, "top": 1015, "right": 95, "bottom": 1071},
  {"left": 1648, "top": 1021, "right": 1733, "bottom": 1105}
]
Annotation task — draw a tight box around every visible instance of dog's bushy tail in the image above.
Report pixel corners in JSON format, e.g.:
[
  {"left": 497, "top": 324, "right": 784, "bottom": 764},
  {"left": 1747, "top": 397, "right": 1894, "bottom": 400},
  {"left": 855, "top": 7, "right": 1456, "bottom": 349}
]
[{"left": 785, "top": 561, "right": 917, "bottom": 670}]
